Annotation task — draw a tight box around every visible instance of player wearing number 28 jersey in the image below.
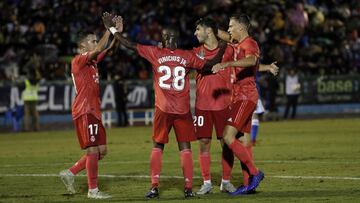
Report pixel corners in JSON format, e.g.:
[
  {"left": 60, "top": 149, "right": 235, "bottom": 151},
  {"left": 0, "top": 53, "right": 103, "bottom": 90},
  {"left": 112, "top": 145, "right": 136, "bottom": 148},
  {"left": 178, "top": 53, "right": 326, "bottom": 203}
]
[
  {"left": 137, "top": 44, "right": 205, "bottom": 115},
  {"left": 110, "top": 21, "right": 226, "bottom": 198}
]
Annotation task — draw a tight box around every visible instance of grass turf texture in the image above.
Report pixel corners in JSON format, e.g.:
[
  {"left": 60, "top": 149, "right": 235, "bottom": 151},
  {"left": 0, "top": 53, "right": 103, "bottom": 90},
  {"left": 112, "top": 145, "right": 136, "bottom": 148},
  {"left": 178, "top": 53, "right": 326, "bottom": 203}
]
[{"left": 0, "top": 118, "right": 359, "bottom": 202}]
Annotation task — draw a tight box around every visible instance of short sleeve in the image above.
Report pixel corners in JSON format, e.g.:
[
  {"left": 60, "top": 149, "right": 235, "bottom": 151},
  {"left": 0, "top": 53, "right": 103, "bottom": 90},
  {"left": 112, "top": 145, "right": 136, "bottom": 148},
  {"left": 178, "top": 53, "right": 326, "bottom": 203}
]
[
  {"left": 222, "top": 45, "right": 234, "bottom": 62},
  {"left": 72, "top": 53, "right": 90, "bottom": 73},
  {"left": 187, "top": 51, "right": 206, "bottom": 70},
  {"left": 136, "top": 44, "right": 158, "bottom": 62},
  {"left": 243, "top": 39, "right": 260, "bottom": 58}
]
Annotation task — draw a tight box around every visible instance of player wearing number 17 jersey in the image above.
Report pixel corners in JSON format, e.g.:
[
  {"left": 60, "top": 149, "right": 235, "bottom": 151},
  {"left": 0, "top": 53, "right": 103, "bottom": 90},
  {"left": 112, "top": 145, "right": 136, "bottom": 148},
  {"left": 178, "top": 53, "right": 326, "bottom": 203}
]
[
  {"left": 59, "top": 13, "right": 122, "bottom": 200},
  {"left": 104, "top": 14, "right": 227, "bottom": 199}
]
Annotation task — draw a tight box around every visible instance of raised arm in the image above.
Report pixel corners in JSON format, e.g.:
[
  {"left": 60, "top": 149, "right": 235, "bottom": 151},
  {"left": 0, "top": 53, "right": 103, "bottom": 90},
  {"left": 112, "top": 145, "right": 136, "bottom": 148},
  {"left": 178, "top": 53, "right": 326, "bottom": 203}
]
[
  {"left": 102, "top": 13, "right": 137, "bottom": 51},
  {"left": 102, "top": 15, "right": 123, "bottom": 54},
  {"left": 87, "top": 30, "right": 111, "bottom": 61},
  {"left": 217, "top": 29, "right": 231, "bottom": 42}
]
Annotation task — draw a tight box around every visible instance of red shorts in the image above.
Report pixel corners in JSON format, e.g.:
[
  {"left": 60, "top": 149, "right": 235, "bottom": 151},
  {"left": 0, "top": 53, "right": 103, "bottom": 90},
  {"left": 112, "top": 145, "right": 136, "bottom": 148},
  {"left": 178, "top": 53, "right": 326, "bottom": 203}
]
[
  {"left": 74, "top": 114, "right": 106, "bottom": 149},
  {"left": 153, "top": 107, "right": 196, "bottom": 144},
  {"left": 227, "top": 100, "right": 256, "bottom": 133},
  {"left": 194, "top": 107, "right": 229, "bottom": 139}
]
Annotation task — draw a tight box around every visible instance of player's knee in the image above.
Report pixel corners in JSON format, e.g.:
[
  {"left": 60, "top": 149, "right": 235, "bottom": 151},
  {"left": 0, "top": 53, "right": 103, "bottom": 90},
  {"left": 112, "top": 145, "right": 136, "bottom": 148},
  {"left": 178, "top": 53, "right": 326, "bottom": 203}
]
[
  {"left": 98, "top": 145, "right": 107, "bottom": 160},
  {"left": 199, "top": 138, "right": 211, "bottom": 153},
  {"left": 100, "top": 148, "right": 107, "bottom": 157},
  {"left": 178, "top": 142, "right": 191, "bottom": 151},
  {"left": 87, "top": 146, "right": 99, "bottom": 154},
  {"left": 199, "top": 138, "right": 211, "bottom": 146},
  {"left": 223, "top": 134, "right": 233, "bottom": 145}
]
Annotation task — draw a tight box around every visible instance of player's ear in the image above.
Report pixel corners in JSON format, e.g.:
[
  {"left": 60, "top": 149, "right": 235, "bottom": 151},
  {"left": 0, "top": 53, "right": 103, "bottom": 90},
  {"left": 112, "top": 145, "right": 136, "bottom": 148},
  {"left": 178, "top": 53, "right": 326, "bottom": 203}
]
[{"left": 205, "top": 27, "right": 210, "bottom": 35}]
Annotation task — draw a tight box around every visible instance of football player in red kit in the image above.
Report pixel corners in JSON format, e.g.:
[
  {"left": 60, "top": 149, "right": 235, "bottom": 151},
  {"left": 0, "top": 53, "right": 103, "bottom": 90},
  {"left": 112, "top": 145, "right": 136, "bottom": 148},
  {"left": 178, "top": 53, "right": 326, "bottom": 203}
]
[
  {"left": 59, "top": 13, "right": 122, "bottom": 199},
  {"left": 102, "top": 13, "right": 227, "bottom": 199},
  {"left": 212, "top": 14, "right": 265, "bottom": 195}
]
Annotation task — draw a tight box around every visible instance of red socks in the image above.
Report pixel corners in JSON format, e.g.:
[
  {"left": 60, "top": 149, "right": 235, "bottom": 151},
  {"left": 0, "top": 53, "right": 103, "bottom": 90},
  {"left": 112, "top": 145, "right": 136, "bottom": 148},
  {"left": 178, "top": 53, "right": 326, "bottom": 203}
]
[
  {"left": 240, "top": 146, "right": 253, "bottom": 185},
  {"left": 150, "top": 148, "right": 163, "bottom": 188},
  {"left": 86, "top": 153, "right": 99, "bottom": 189},
  {"left": 69, "top": 155, "right": 87, "bottom": 175},
  {"left": 180, "top": 149, "right": 193, "bottom": 189},
  {"left": 199, "top": 152, "right": 211, "bottom": 181},
  {"left": 229, "top": 139, "right": 258, "bottom": 175},
  {"left": 221, "top": 145, "right": 234, "bottom": 181}
]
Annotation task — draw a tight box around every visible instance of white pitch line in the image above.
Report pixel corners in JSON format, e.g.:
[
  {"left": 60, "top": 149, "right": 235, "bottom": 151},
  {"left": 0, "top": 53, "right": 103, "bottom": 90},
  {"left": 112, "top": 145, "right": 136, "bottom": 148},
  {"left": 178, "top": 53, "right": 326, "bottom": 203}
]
[
  {"left": 2, "top": 160, "right": 360, "bottom": 168},
  {"left": 270, "top": 175, "right": 360, "bottom": 181},
  {"left": 1, "top": 173, "right": 360, "bottom": 181}
]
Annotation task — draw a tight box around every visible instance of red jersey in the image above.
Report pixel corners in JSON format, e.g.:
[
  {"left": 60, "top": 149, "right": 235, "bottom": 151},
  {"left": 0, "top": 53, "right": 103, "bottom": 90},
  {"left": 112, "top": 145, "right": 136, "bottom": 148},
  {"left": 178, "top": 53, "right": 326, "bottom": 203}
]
[
  {"left": 71, "top": 52, "right": 106, "bottom": 120},
  {"left": 231, "top": 37, "right": 260, "bottom": 103},
  {"left": 193, "top": 44, "right": 234, "bottom": 110},
  {"left": 136, "top": 44, "right": 206, "bottom": 114}
]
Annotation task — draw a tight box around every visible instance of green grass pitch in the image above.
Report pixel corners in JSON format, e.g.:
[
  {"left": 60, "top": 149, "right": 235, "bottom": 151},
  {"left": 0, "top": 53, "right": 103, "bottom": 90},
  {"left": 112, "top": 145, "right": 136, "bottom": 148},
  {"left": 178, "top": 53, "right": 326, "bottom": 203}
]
[{"left": 0, "top": 118, "right": 360, "bottom": 202}]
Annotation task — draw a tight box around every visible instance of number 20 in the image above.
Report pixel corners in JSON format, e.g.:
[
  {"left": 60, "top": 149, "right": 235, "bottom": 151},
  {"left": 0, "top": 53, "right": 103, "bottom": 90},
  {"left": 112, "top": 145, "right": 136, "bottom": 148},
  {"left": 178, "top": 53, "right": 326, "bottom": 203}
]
[{"left": 193, "top": 116, "right": 204, "bottom": 127}]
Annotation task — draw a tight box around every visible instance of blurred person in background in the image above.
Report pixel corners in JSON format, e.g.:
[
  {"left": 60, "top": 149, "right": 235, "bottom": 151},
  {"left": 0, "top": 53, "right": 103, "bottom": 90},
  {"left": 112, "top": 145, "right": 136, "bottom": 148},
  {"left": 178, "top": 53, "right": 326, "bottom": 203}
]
[
  {"left": 284, "top": 67, "right": 301, "bottom": 119},
  {"left": 113, "top": 71, "right": 128, "bottom": 127},
  {"left": 22, "top": 54, "right": 41, "bottom": 131}
]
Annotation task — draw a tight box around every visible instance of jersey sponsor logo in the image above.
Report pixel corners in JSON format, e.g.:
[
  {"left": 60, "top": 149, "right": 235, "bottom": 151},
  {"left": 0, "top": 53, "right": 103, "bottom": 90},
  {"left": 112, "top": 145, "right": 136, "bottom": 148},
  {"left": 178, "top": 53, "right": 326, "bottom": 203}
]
[
  {"left": 196, "top": 53, "right": 205, "bottom": 60},
  {"left": 93, "top": 71, "right": 99, "bottom": 84}
]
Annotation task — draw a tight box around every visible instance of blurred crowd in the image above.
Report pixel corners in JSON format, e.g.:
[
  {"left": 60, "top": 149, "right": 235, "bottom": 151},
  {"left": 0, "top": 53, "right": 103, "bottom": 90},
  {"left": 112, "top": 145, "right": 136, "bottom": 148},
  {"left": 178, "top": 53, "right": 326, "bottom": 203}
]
[{"left": 0, "top": 0, "right": 359, "bottom": 83}]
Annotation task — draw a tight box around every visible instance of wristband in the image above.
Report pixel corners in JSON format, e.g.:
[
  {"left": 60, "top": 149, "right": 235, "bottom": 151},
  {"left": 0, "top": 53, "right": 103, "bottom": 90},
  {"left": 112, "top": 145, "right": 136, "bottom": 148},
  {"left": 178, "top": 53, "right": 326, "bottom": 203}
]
[{"left": 109, "top": 27, "right": 118, "bottom": 35}]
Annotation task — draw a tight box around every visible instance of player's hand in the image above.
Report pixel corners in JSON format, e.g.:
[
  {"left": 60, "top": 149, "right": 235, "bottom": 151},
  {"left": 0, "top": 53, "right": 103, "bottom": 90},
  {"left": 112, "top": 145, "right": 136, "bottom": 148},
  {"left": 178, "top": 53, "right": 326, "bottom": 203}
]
[
  {"left": 102, "top": 12, "right": 115, "bottom": 29},
  {"left": 269, "top": 61, "right": 279, "bottom": 76},
  {"left": 113, "top": 15, "right": 123, "bottom": 33},
  {"left": 212, "top": 63, "right": 226, "bottom": 73}
]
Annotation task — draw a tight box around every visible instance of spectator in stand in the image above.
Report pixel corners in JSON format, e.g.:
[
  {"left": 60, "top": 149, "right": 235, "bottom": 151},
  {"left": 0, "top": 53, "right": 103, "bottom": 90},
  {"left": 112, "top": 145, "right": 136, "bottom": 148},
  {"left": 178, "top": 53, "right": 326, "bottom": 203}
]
[{"left": 0, "top": 0, "right": 359, "bottom": 82}]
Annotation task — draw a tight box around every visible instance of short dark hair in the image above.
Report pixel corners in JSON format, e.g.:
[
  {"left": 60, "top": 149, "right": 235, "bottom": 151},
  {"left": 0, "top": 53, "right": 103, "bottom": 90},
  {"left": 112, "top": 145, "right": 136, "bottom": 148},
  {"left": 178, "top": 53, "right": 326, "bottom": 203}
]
[
  {"left": 76, "top": 31, "right": 95, "bottom": 46},
  {"left": 162, "top": 25, "right": 179, "bottom": 37},
  {"left": 195, "top": 17, "right": 218, "bottom": 35},
  {"left": 230, "top": 14, "right": 251, "bottom": 30}
]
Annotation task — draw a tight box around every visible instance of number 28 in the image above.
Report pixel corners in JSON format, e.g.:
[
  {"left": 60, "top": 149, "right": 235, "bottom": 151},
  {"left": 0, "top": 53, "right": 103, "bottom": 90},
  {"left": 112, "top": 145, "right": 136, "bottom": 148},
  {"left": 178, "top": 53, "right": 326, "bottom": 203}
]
[{"left": 158, "top": 65, "right": 186, "bottom": 91}]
